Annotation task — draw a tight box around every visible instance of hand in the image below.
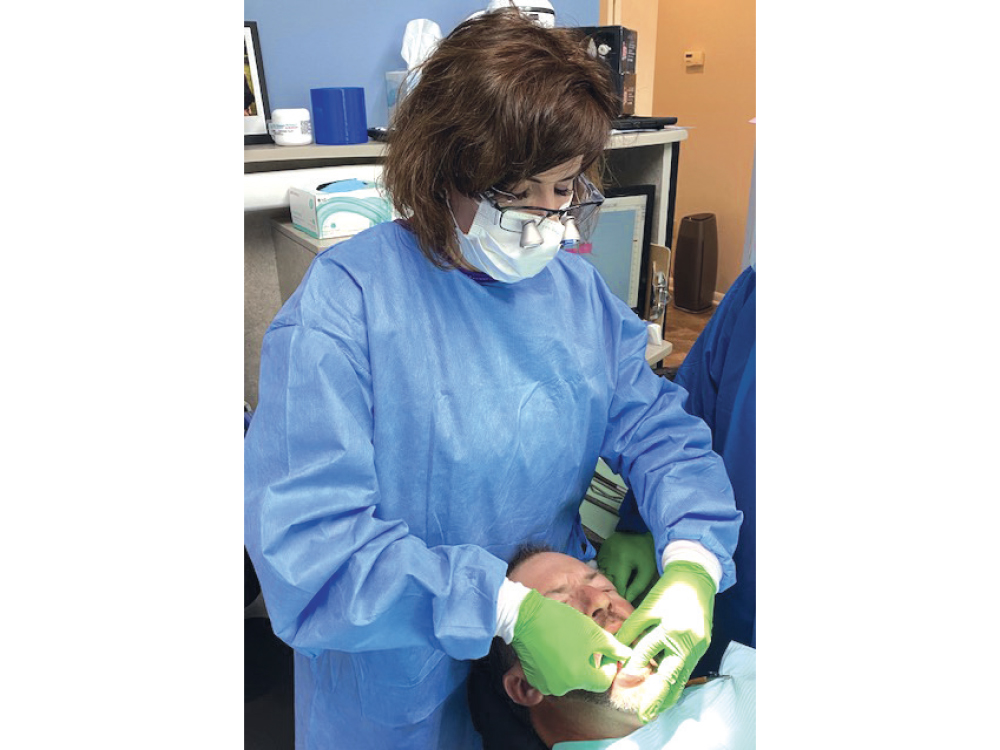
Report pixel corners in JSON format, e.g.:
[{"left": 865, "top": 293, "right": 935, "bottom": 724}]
[
  {"left": 595, "top": 531, "right": 658, "bottom": 603},
  {"left": 614, "top": 561, "right": 716, "bottom": 723},
  {"left": 511, "top": 589, "right": 633, "bottom": 696}
]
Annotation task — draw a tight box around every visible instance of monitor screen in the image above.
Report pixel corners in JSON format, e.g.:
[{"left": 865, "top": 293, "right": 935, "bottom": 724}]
[{"left": 580, "top": 185, "right": 655, "bottom": 314}]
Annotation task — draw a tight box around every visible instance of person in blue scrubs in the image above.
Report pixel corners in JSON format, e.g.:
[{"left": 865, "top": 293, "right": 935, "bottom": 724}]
[
  {"left": 606, "top": 264, "right": 756, "bottom": 677},
  {"left": 244, "top": 10, "right": 741, "bottom": 749}
]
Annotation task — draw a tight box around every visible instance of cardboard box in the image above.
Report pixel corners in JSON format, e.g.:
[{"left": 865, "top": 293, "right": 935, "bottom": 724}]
[
  {"left": 288, "top": 178, "right": 395, "bottom": 240},
  {"left": 610, "top": 73, "right": 637, "bottom": 116},
  {"left": 578, "top": 26, "right": 638, "bottom": 116}
]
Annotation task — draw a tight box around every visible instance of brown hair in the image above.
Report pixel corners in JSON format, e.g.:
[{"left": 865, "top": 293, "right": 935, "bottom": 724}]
[{"left": 381, "top": 9, "right": 619, "bottom": 270}]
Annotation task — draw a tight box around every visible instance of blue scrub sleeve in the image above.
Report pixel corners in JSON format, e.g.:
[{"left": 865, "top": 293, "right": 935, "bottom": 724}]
[
  {"left": 599, "top": 310, "right": 741, "bottom": 592},
  {"left": 244, "top": 286, "right": 507, "bottom": 662},
  {"left": 675, "top": 266, "right": 756, "bottom": 441},
  {"left": 615, "top": 488, "right": 647, "bottom": 533}
]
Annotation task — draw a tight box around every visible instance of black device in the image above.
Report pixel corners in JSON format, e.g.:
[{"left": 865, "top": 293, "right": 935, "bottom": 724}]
[
  {"left": 673, "top": 213, "right": 718, "bottom": 313},
  {"left": 611, "top": 116, "right": 677, "bottom": 131},
  {"left": 367, "top": 126, "right": 390, "bottom": 142}
]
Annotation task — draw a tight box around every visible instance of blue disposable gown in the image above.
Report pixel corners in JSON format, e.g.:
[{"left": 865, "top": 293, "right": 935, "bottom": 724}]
[{"left": 244, "top": 221, "right": 741, "bottom": 749}]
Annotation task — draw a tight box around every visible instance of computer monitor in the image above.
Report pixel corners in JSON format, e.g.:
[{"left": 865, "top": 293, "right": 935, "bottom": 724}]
[{"left": 580, "top": 185, "right": 655, "bottom": 316}]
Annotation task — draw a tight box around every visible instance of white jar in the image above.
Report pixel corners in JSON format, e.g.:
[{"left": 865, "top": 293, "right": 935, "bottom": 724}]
[{"left": 267, "top": 108, "right": 313, "bottom": 146}]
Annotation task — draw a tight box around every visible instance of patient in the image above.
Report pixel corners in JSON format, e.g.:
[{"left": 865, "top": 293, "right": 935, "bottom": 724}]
[{"left": 467, "top": 545, "right": 755, "bottom": 749}]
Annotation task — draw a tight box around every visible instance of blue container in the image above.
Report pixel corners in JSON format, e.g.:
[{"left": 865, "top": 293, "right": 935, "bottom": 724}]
[{"left": 310, "top": 87, "right": 368, "bottom": 145}]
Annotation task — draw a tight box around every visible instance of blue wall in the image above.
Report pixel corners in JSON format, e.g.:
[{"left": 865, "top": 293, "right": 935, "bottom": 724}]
[{"left": 245, "top": 0, "right": 600, "bottom": 128}]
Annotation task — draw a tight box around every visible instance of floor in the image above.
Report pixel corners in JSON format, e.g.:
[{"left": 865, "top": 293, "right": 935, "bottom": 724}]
[
  {"left": 659, "top": 298, "right": 717, "bottom": 373},
  {"left": 242, "top": 301, "right": 715, "bottom": 750}
]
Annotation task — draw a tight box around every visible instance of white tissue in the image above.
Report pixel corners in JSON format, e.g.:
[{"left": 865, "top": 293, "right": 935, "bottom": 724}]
[{"left": 402, "top": 19, "right": 442, "bottom": 71}]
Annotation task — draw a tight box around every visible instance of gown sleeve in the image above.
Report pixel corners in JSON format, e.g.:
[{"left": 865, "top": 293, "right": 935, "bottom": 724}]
[
  {"left": 614, "top": 267, "right": 756, "bottom": 539},
  {"left": 598, "top": 293, "right": 743, "bottom": 592},
  {"left": 244, "top": 259, "right": 508, "bottom": 661}
]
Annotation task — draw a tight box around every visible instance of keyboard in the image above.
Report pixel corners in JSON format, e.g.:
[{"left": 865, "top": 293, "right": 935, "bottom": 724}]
[{"left": 611, "top": 116, "right": 678, "bottom": 131}]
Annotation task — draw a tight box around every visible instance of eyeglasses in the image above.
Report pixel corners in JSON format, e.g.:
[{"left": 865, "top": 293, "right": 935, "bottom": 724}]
[{"left": 483, "top": 176, "right": 605, "bottom": 233}]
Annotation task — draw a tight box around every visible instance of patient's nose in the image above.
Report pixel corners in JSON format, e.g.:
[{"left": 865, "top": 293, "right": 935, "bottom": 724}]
[{"left": 582, "top": 585, "right": 613, "bottom": 623}]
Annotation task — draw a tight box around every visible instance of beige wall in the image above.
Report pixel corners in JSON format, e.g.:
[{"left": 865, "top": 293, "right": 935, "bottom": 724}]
[{"left": 602, "top": 0, "right": 755, "bottom": 295}]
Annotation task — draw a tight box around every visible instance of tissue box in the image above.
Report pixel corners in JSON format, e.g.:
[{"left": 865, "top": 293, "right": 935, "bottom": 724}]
[
  {"left": 577, "top": 26, "right": 638, "bottom": 116},
  {"left": 289, "top": 179, "right": 395, "bottom": 240}
]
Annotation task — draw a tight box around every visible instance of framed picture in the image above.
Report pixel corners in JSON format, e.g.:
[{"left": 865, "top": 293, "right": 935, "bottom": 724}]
[{"left": 244, "top": 21, "right": 272, "bottom": 145}]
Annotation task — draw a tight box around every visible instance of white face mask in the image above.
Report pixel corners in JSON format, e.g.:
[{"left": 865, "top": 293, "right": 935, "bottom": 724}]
[{"left": 454, "top": 198, "right": 571, "bottom": 283}]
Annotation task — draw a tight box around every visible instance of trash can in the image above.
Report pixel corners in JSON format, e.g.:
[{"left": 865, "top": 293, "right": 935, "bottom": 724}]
[{"left": 673, "top": 213, "right": 718, "bottom": 313}]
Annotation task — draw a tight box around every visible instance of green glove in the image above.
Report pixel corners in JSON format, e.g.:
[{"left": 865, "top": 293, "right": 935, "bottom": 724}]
[
  {"left": 511, "top": 588, "right": 633, "bottom": 696},
  {"left": 596, "top": 531, "right": 658, "bottom": 603},
  {"left": 614, "top": 560, "right": 716, "bottom": 723}
]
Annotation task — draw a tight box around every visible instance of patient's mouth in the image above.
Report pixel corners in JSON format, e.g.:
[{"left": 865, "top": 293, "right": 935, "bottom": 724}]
[
  {"left": 613, "top": 652, "right": 659, "bottom": 688},
  {"left": 613, "top": 664, "right": 648, "bottom": 689},
  {"left": 604, "top": 612, "right": 656, "bottom": 686}
]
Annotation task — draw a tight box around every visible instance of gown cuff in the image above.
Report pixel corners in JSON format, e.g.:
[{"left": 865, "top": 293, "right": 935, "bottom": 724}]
[
  {"left": 495, "top": 578, "right": 532, "bottom": 643},
  {"left": 661, "top": 539, "right": 723, "bottom": 591}
]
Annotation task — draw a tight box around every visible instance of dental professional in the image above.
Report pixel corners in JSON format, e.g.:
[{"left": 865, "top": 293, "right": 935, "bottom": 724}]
[{"left": 244, "top": 9, "right": 742, "bottom": 749}]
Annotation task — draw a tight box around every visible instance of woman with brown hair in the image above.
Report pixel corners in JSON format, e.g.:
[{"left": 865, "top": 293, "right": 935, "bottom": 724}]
[{"left": 245, "top": 9, "right": 741, "bottom": 749}]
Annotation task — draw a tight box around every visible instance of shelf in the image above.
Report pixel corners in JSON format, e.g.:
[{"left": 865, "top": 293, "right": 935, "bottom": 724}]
[
  {"left": 244, "top": 141, "right": 386, "bottom": 165},
  {"left": 244, "top": 128, "right": 687, "bottom": 171},
  {"left": 645, "top": 339, "right": 673, "bottom": 366},
  {"left": 607, "top": 127, "right": 688, "bottom": 149}
]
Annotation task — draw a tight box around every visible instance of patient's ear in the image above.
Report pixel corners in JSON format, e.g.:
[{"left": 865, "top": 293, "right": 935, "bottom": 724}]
[{"left": 502, "top": 663, "right": 544, "bottom": 707}]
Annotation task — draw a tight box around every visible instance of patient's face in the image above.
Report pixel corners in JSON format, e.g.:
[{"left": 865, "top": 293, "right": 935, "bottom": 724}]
[{"left": 509, "top": 552, "right": 652, "bottom": 713}]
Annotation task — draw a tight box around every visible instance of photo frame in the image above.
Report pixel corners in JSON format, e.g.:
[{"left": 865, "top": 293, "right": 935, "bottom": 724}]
[{"left": 244, "top": 21, "right": 272, "bottom": 145}]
